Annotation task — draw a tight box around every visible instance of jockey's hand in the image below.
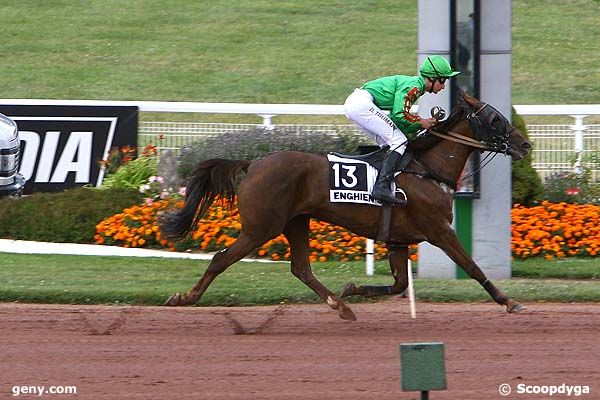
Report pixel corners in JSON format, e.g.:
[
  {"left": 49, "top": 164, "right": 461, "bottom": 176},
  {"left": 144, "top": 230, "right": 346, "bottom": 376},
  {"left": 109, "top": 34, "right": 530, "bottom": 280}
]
[{"left": 420, "top": 117, "right": 437, "bottom": 130}]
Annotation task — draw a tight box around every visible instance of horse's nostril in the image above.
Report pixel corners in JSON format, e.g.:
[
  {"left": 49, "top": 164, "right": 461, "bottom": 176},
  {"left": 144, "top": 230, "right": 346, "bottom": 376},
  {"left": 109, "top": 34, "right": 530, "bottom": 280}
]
[{"left": 522, "top": 142, "right": 532, "bottom": 149}]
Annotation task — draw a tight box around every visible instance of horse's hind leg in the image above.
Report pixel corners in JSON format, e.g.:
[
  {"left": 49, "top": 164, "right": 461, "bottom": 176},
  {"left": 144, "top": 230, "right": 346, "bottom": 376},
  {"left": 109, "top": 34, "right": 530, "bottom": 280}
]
[
  {"left": 284, "top": 216, "right": 357, "bottom": 321},
  {"left": 341, "top": 244, "right": 409, "bottom": 298},
  {"left": 164, "top": 233, "right": 260, "bottom": 306}
]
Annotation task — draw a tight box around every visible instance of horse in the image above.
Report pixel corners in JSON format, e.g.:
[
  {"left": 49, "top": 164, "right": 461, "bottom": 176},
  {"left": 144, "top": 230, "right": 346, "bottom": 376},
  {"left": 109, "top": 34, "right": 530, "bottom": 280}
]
[{"left": 159, "top": 91, "right": 532, "bottom": 321}]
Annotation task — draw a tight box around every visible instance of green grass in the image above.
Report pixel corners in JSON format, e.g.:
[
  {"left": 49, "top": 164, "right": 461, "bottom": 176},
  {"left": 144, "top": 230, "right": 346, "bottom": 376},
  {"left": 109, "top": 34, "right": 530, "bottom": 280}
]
[
  {"left": 1, "top": 1, "right": 416, "bottom": 104},
  {"left": 512, "top": 257, "right": 600, "bottom": 280},
  {"left": 1, "top": 0, "right": 598, "bottom": 108},
  {"left": 512, "top": 0, "right": 600, "bottom": 104},
  {"left": 1, "top": 253, "right": 598, "bottom": 306}
]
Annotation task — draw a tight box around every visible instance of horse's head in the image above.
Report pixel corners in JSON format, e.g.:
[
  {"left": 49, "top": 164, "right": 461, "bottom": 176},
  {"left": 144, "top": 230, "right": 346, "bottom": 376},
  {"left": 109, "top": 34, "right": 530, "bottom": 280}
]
[{"left": 461, "top": 92, "right": 531, "bottom": 160}]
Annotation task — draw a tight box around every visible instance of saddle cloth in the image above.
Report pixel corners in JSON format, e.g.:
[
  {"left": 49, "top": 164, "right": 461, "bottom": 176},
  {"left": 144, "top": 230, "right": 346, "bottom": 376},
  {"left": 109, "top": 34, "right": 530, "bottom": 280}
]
[{"left": 327, "top": 154, "right": 404, "bottom": 206}]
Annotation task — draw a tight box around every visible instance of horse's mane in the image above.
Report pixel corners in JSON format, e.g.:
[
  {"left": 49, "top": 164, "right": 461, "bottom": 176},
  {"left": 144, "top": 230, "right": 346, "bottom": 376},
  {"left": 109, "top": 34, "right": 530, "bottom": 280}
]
[
  {"left": 409, "top": 95, "right": 470, "bottom": 154},
  {"left": 434, "top": 96, "right": 470, "bottom": 133}
]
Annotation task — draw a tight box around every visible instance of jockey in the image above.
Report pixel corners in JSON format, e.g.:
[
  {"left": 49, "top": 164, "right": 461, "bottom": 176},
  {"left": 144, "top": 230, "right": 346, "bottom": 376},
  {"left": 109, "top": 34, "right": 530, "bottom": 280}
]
[{"left": 344, "top": 55, "right": 460, "bottom": 206}]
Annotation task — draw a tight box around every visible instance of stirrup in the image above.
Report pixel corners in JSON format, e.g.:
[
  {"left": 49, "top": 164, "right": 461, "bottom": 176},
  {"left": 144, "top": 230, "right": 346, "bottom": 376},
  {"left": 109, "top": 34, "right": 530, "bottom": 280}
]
[
  {"left": 372, "top": 189, "right": 406, "bottom": 206},
  {"left": 394, "top": 186, "right": 408, "bottom": 206}
]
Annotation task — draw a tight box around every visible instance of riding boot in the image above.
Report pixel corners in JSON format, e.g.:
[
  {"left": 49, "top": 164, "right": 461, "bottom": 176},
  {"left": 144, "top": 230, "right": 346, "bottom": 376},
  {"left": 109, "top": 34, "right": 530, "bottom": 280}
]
[{"left": 371, "top": 150, "right": 407, "bottom": 206}]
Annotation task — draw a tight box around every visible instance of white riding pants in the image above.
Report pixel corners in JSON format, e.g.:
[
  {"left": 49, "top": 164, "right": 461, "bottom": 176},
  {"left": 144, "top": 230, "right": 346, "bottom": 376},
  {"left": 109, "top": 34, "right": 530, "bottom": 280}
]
[{"left": 344, "top": 88, "right": 408, "bottom": 154}]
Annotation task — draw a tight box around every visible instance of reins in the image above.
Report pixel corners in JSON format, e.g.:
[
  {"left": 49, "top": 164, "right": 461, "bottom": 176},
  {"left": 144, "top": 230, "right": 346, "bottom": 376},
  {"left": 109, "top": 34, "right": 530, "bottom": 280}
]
[
  {"left": 406, "top": 102, "right": 511, "bottom": 189},
  {"left": 427, "top": 103, "right": 496, "bottom": 152},
  {"left": 427, "top": 129, "right": 491, "bottom": 150},
  {"left": 458, "top": 151, "right": 499, "bottom": 184}
]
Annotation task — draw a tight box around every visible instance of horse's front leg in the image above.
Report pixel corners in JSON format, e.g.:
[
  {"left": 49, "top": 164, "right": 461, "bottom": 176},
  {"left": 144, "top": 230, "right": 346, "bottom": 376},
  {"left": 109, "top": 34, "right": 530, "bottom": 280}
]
[
  {"left": 341, "top": 244, "right": 409, "bottom": 298},
  {"left": 429, "top": 226, "right": 524, "bottom": 313}
]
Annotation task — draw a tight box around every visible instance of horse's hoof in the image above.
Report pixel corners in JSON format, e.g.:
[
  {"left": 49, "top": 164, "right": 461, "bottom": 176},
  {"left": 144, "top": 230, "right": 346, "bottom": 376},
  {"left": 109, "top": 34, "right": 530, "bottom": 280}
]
[
  {"left": 506, "top": 302, "right": 525, "bottom": 313},
  {"left": 164, "top": 292, "right": 182, "bottom": 306},
  {"left": 338, "top": 305, "right": 357, "bottom": 321},
  {"left": 340, "top": 282, "right": 356, "bottom": 298}
]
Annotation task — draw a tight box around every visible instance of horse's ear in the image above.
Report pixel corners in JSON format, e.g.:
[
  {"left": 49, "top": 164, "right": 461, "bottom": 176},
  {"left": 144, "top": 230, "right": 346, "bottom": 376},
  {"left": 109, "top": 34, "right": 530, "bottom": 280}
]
[{"left": 460, "top": 90, "right": 479, "bottom": 108}]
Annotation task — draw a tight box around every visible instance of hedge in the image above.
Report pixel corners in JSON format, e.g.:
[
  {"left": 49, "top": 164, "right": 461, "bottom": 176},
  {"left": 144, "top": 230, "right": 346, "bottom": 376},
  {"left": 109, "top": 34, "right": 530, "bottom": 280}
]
[{"left": 0, "top": 188, "right": 144, "bottom": 243}]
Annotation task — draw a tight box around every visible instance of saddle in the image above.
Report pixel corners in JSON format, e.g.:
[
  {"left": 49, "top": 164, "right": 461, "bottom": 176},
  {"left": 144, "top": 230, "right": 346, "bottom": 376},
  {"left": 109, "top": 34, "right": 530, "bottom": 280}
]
[{"left": 331, "top": 145, "right": 413, "bottom": 173}]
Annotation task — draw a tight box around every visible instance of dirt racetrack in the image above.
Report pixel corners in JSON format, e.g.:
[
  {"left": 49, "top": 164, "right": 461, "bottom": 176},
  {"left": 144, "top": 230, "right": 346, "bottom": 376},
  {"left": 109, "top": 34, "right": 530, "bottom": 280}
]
[{"left": 1, "top": 301, "right": 598, "bottom": 399}]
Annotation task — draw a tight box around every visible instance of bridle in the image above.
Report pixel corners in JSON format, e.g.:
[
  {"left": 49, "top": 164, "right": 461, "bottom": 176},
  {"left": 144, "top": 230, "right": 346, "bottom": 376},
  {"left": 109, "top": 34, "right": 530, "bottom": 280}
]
[
  {"left": 427, "top": 102, "right": 515, "bottom": 154},
  {"left": 406, "top": 101, "right": 516, "bottom": 189}
]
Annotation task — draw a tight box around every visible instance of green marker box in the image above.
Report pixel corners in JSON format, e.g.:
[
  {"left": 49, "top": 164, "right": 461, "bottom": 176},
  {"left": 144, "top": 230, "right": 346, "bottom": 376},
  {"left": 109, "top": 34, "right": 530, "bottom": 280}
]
[{"left": 400, "top": 342, "right": 447, "bottom": 392}]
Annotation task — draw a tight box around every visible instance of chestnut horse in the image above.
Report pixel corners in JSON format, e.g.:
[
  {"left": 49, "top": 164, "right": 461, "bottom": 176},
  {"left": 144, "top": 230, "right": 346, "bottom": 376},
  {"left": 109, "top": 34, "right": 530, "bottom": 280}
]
[{"left": 160, "top": 92, "right": 531, "bottom": 320}]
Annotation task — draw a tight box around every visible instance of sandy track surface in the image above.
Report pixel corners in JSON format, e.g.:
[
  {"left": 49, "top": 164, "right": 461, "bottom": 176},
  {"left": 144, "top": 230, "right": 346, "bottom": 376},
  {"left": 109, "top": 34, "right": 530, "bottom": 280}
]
[{"left": 1, "top": 301, "right": 598, "bottom": 399}]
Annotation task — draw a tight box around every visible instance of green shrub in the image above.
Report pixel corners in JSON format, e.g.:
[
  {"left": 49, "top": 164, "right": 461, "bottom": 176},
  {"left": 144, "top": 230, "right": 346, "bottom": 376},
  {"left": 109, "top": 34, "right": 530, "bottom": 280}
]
[
  {"left": 542, "top": 170, "right": 600, "bottom": 205},
  {"left": 177, "top": 126, "right": 368, "bottom": 179},
  {"left": 582, "top": 149, "right": 600, "bottom": 184},
  {"left": 512, "top": 108, "right": 544, "bottom": 205},
  {"left": 538, "top": 148, "right": 600, "bottom": 205},
  {"left": 101, "top": 154, "right": 158, "bottom": 190},
  {"left": 0, "top": 188, "right": 144, "bottom": 243}
]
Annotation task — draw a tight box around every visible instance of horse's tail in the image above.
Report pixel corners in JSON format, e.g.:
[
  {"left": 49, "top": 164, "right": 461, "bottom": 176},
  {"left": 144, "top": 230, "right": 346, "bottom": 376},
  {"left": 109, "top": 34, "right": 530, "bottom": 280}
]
[{"left": 159, "top": 158, "right": 251, "bottom": 240}]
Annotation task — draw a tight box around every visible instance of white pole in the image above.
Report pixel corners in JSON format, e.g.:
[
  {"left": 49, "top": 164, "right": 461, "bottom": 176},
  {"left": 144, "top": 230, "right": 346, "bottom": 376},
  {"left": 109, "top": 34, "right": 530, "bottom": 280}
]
[
  {"left": 407, "top": 258, "right": 416, "bottom": 319},
  {"left": 259, "top": 114, "right": 276, "bottom": 130},
  {"left": 571, "top": 114, "right": 587, "bottom": 174},
  {"left": 366, "top": 239, "right": 374, "bottom": 276}
]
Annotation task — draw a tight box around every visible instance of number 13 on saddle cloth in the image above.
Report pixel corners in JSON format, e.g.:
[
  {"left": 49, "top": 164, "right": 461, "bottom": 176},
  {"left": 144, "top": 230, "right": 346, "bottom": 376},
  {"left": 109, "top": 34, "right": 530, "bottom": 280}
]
[{"left": 327, "top": 154, "right": 405, "bottom": 206}]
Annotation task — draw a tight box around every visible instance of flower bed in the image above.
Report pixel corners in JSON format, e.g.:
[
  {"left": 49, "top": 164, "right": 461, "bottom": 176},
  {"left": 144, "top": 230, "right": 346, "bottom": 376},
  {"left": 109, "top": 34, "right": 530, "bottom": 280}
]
[
  {"left": 95, "top": 199, "right": 416, "bottom": 262},
  {"left": 511, "top": 201, "right": 600, "bottom": 259},
  {"left": 96, "top": 200, "right": 599, "bottom": 261}
]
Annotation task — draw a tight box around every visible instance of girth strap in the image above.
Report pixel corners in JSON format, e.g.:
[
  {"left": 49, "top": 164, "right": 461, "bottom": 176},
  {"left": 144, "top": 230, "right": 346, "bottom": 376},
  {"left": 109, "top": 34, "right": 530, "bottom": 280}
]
[{"left": 404, "top": 158, "right": 458, "bottom": 190}]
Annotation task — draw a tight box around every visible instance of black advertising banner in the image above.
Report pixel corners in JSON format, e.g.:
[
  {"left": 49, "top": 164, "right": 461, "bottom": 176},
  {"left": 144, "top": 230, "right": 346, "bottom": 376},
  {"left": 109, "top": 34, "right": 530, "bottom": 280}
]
[{"left": 0, "top": 105, "right": 137, "bottom": 194}]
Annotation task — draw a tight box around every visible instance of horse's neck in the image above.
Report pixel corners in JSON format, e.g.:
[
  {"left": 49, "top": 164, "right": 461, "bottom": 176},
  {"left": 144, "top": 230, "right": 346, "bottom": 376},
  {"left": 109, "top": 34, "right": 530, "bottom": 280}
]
[{"left": 419, "top": 120, "right": 474, "bottom": 185}]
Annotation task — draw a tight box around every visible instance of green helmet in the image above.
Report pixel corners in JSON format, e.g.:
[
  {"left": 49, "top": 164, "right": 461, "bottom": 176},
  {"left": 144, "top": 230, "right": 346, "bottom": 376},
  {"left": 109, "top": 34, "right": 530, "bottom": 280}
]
[{"left": 419, "top": 55, "right": 460, "bottom": 78}]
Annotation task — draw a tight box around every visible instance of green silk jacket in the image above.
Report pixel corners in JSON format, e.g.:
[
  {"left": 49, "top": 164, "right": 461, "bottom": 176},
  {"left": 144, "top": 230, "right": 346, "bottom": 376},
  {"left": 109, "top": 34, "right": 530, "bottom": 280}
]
[{"left": 362, "top": 75, "right": 426, "bottom": 138}]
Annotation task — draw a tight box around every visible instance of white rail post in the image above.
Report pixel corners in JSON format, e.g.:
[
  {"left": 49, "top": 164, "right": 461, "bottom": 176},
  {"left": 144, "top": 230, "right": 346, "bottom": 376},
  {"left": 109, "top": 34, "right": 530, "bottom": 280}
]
[
  {"left": 259, "top": 114, "right": 276, "bottom": 130},
  {"left": 571, "top": 114, "right": 588, "bottom": 174},
  {"left": 366, "top": 239, "right": 375, "bottom": 276},
  {"left": 407, "top": 258, "right": 416, "bottom": 319}
]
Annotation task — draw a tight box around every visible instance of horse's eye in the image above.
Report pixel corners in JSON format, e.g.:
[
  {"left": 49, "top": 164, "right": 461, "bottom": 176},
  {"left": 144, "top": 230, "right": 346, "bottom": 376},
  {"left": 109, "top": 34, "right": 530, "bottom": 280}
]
[{"left": 492, "top": 116, "right": 502, "bottom": 128}]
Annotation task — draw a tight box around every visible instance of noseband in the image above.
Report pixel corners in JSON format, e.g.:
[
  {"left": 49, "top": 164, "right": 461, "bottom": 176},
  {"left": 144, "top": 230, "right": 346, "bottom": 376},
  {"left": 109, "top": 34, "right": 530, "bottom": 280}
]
[{"left": 429, "top": 103, "right": 513, "bottom": 154}]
